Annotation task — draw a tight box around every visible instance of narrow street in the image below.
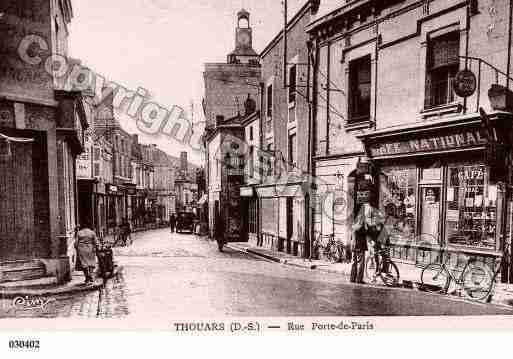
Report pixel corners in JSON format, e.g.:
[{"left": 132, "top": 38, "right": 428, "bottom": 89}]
[{"left": 1, "top": 228, "right": 512, "bottom": 319}]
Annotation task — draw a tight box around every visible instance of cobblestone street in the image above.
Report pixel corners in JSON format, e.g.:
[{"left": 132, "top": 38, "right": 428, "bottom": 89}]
[{"left": 1, "top": 229, "right": 512, "bottom": 319}]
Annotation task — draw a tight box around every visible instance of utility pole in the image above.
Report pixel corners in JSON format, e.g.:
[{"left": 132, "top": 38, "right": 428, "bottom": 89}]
[{"left": 283, "top": 0, "right": 288, "bottom": 89}]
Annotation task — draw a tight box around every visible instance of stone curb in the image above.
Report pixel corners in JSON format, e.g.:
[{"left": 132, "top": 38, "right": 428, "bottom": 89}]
[{"left": 0, "top": 266, "right": 123, "bottom": 299}]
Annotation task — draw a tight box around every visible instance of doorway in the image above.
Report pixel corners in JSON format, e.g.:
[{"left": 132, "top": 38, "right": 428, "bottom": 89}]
[
  {"left": 286, "top": 197, "right": 293, "bottom": 254},
  {"left": 0, "top": 138, "right": 36, "bottom": 261}
]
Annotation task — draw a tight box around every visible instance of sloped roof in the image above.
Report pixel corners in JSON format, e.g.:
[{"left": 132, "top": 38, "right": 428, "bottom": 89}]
[{"left": 307, "top": 0, "right": 369, "bottom": 31}]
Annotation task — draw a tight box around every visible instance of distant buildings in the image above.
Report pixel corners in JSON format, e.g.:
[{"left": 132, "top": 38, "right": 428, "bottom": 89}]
[{"left": 77, "top": 96, "right": 197, "bottom": 236}]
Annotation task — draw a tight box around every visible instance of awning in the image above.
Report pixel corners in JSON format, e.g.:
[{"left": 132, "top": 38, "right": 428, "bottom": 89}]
[
  {"left": 275, "top": 184, "right": 303, "bottom": 197},
  {"left": 240, "top": 186, "right": 254, "bottom": 197},
  {"left": 256, "top": 186, "right": 276, "bottom": 198},
  {"left": 198, "top": 194, "right": 208, "bottom": 205},
  {"left": 256, "top": 184, "right": 304, "bottom": 198}
]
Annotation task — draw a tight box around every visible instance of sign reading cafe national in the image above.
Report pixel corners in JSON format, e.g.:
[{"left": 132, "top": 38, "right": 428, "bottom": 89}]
[{"left": 369, "top": 128, "right": 496, "bottom": 158}]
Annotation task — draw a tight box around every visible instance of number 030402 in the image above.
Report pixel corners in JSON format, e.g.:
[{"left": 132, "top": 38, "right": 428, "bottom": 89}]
[{"left": 8, "top": 340, "right": 40, "bottom": 350}]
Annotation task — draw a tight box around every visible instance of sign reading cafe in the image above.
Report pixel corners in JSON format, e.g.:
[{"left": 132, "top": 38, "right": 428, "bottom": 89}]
[{"left": 369, "top": 128, "right": 496, "bottom": 158}]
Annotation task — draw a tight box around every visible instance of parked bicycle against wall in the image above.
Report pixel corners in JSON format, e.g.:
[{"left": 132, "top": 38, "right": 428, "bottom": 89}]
[
  {"left": 314, "top": 234, "right": 343, "bottom": 263},
  {"left": 466, "top": 255, "right": 505, "bottom": 302},
  {"left": 365, "top": 247, "right": 400, "bottom": 287},
  {"left": 420, "top": 246, "right": 494, "bottom": 301},
  {"left": 325, "top": 234, "right": 343, "bottom": 263}
]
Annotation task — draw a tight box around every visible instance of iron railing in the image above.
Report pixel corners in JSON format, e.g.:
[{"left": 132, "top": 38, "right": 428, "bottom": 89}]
[{"left": 458, "top": 55, "right": 513, "bottom": 113}]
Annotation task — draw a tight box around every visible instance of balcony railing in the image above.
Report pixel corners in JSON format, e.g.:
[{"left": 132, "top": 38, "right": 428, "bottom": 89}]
[{"left": 457, "top": 56, "right": 513, "bottom": 113}]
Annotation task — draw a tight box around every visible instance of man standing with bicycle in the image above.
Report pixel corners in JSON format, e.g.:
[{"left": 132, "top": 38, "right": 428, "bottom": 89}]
[{"left": 351, "top": 203, "right": 385, "bottom": 284}]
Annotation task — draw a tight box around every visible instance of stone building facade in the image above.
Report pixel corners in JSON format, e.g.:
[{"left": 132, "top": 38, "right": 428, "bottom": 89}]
[
  {"left": 307, "top": 0, "right": 513, "bottom": 280},
  {"left": 255, "top": 1, "right": 318, "bottom": 258},
  {"left": 0, "top": 0, "right": 87, "bottom": 283}
]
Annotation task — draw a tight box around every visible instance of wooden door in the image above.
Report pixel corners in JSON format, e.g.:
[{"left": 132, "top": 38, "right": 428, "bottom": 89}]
[{"left": 0, "top": 140, "right": 35, "bottom": 261}]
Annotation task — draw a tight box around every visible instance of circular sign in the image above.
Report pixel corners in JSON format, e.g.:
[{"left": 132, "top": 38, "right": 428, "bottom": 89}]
[{"left": 453, "top": 69, "right": 477, "bottom": 98}]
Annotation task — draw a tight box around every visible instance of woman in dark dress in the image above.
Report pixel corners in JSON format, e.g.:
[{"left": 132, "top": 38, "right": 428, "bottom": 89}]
[{"left": 75, "top": 222, "right": 100, "bottom": 284}]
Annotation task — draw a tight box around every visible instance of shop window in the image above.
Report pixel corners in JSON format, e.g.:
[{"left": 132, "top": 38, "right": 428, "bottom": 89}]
[
  {"left": 348, "top": 55, "right": 371, "bottom": 124},
  {"left": 445, "top": 165, "right": 497, "bottom": 249},
  {"left": 379, "top": 166, "right": 417, "bottom": 244},
  {"left": 248, "top": 199, "right": 257, "bottom": 234},
  {"left": 425, "top": 31, "right": 459, "bottom": 108},
  {"left": 261, "top": 198, "right": 276, "bottom": 234}
]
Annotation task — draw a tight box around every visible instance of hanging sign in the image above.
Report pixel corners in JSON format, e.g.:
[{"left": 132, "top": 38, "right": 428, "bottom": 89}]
[{"left": 453, "top": 69, "right": 477, "bottom": 98}]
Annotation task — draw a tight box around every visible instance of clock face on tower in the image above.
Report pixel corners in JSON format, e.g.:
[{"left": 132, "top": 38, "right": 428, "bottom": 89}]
[{"left": 237, "top": 30, "right": 251, "bottom": 47}]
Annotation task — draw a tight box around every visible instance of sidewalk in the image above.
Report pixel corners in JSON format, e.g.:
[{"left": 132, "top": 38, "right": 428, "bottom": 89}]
[
  {"left": 0, "top": 266, "right": 122, "bottom": 299},
  {"left": 226, "top": 242, "right": 513, "bottom": 308}
]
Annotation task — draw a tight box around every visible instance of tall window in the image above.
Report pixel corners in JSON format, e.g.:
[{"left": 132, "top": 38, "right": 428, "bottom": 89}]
[
  {"left": 288, "top": 65, "right": 297, "bottom": 104},
  {"left": 249, "top": 126, "right": 253, "bottom": 141},
  {"left": 266, "top": 84, "right": 273, "bottom": 132},
  {"left": 425, "top": 31, "right": 459, "bottom": 108},
  {"left": 288, "top": 133, "right": 297, "bottom": 171},
  {"left": 266, "top": 143, "right": 273, "bottom": 177},
  {"left": 248, "top": 146, "right": 254, "bottom": 178},
  {"left": 348, "top": 55, "right": 371, "bottom": 123}
]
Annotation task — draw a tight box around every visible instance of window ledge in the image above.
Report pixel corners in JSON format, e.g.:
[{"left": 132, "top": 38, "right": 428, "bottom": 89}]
[
  {"left": 345, "top": 119, "right": 373, "bottom": 131},
  {"left": 420, "top": 102, "right": 463, "bottom": 119}
]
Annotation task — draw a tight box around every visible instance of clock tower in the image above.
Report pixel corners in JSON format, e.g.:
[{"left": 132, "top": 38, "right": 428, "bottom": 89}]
[{"left": 227, "top": 9, "right": 258, "bottom": 64}]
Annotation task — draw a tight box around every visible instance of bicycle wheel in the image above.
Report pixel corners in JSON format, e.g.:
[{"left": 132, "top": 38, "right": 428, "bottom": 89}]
[
  {"left": 461, "top": 262, "right": 494, "bottom": 301},
  {"left": 421, "top": 263, "right": 448, "bottom": 293},
  {"left": 365, "top": 256, "right": 378, "bottom": 281},
  {"left": 380, "top": 261, "right": 400, "bottom": 287}
]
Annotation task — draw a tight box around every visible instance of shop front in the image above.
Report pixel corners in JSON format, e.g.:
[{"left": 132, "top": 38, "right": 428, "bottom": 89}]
[
  {"left": 240, "top": 186, "right": 257, "bottom": 244},
  {"left": 256, "top": 182, "right": 308, "bottom": 257},
  {"left": 359, "top": 113, "right": 512, "bottom": 279}
]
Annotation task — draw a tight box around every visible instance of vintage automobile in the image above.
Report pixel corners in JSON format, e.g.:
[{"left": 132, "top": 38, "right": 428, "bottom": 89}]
[{"left": 176, "top": 212, "right": 195, "bottom": 233}]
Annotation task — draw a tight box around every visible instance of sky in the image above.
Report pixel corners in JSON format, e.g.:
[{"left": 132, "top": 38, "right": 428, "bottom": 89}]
[{"left": 68, "top": 0, "right": 313, "bottom": 165}]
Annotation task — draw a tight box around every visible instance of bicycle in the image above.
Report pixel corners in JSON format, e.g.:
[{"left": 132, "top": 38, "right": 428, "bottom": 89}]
[
  {"left": 420, "top": 247, "right": 494, "bottom": 301},
  {"left": 324, "top": 234, "right": 343, "bottom": 263},
  {"left": 365, "top": 248, "right": 400, "bottom": 287},
  {"left": 466, "top": 255, "right": 505, "bottom": 302}
]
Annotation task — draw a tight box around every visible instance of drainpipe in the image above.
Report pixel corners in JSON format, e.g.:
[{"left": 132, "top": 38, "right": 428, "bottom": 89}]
[
  {"left": 309, "top": 39, "right": 319, "bottom": 260},
  {"left": 507, "top": 0, "right": 513, "bottom": 89},
  {"left": 463, "top": 0, "right": 471, "bottom": 114},
  {"left": 306, "top": 39, "right": 313, "bottom": 259},
  {"left": 259, "top": 81, "right": 264, "bottom": 248},
  {"left": 507, "top": 0, "right": 513, "bottom": 283},
  {"left": 283, "top": 0, "right": 288, "bottom": 89}
]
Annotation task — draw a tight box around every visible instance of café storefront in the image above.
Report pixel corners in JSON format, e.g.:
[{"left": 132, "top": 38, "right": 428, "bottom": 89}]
[{"left": 358, "top": 113, "right": 512, "bottom": 279}]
